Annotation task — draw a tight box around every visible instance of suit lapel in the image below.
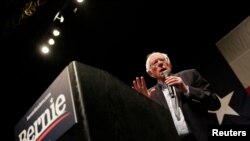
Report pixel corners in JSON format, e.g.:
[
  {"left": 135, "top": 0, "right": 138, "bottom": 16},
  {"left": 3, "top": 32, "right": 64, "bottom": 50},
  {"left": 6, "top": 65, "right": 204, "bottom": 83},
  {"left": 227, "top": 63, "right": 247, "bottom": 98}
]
[
  {"left": 153, "top": 84, "right": 170, "bottom": 110},
  {"left": 154, "top": 83, "right": 183, "bottom": 110}
]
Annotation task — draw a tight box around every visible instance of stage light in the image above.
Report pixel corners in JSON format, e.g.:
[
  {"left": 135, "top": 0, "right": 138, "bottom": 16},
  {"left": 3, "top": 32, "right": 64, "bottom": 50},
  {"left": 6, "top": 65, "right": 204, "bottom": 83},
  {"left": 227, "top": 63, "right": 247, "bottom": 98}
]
[
  {"left": 52, "top": 29, "right": 60, "bottom": 36},
  {"left": 48, "top": 38, "right": 55, "bottom": 45}
]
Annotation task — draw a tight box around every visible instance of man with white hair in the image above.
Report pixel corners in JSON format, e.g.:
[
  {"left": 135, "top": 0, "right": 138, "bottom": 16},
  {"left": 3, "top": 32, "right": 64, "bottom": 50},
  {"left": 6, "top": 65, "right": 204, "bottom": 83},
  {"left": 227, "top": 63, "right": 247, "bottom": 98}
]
[{"left": 132, "top": 52, "right": 221, "bottom": 141}]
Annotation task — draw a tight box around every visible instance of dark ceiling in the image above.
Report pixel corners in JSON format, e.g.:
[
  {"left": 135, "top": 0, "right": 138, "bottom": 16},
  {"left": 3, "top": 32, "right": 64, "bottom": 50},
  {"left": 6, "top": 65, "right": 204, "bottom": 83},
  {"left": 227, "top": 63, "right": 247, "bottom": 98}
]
[{"left": 2, "top": 0, "right": 249, "bottom": 140}]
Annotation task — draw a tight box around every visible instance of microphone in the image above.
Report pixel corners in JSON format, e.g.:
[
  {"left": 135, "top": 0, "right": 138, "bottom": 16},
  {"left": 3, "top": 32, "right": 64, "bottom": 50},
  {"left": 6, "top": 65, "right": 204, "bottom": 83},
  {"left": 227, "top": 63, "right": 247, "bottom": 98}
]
[{"left": 163, "top": 70, "right": 175, "bottom": 98}]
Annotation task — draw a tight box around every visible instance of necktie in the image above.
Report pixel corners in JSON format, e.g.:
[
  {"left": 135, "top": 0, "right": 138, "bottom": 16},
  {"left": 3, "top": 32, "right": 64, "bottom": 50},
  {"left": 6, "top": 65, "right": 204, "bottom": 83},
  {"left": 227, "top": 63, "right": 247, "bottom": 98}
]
[{"left": 167, "top": 85, "right": 181, "bottom": 120}]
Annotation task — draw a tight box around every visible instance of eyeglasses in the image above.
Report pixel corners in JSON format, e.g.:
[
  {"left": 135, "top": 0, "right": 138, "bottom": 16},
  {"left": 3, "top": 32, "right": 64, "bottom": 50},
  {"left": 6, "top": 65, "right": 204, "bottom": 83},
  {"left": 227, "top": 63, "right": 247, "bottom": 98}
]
[{"left": 150, "top": 58, "right": 167, "bottom": 67}]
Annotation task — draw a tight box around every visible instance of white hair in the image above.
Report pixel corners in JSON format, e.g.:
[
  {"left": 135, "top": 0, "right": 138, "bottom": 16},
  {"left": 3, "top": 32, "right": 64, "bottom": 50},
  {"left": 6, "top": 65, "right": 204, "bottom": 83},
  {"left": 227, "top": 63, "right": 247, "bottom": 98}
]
[{"left": 145, "top": 52, "right": 170, "bottom": 72}]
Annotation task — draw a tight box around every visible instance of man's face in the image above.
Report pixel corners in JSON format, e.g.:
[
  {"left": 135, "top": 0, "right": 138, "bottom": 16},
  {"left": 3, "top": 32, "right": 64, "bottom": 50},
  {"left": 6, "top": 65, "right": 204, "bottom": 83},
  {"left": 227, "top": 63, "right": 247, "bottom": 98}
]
[{"left": 148, "top": 53, "right": 172, "bottom": 81}]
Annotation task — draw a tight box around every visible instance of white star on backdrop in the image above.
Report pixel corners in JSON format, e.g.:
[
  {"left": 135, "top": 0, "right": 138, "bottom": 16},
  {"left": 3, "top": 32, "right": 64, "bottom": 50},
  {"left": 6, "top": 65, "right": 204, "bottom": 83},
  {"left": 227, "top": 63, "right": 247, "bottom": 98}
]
[{"left": 208, "top": 91, "right": 239, "bottom": 125}]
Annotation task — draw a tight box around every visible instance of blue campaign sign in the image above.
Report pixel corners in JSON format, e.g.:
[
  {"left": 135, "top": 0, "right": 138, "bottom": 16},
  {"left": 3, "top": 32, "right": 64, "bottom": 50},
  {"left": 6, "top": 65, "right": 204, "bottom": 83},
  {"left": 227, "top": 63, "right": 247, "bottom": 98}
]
[{"left": 15, "top": 67, "right": 77, "bottom": 141}]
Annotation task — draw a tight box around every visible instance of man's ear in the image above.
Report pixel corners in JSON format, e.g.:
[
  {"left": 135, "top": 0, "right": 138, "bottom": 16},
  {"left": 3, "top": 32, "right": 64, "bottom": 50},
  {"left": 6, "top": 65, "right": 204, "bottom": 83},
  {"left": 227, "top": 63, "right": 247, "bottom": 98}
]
[
  {"left": 169, "top": 64, "right": 172, "bottom": 69},
  {"left": 147, "top": 71, "right": 155, "bottom": 78}
]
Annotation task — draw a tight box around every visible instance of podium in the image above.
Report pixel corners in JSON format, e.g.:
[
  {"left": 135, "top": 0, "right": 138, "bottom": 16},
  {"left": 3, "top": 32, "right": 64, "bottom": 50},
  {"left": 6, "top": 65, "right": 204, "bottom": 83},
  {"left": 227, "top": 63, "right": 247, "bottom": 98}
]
[{"left": 15, "top": 61, "right": 180, "bottom": 141}]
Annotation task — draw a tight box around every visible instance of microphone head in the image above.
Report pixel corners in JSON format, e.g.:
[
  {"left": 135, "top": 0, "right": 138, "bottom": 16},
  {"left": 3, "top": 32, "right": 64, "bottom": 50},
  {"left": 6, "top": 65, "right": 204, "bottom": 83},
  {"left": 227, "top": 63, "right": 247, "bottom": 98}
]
[{"left": 163, "top": 70, "right": 170, "bottom": 78}]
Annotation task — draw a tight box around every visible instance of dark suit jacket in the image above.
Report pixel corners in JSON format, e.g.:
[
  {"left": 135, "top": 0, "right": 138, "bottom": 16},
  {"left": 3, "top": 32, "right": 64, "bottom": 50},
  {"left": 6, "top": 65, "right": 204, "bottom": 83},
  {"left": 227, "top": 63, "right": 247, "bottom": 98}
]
[{"left": 150, "top": 69, "right": 220, "bottom": 141}]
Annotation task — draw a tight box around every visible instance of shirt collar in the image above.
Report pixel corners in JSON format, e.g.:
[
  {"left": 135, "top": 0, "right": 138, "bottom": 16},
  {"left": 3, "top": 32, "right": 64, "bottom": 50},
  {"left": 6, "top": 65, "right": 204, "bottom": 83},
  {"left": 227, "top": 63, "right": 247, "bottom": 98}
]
[{"left": 158, "top": 81, "right": 168, "bottom": 90}]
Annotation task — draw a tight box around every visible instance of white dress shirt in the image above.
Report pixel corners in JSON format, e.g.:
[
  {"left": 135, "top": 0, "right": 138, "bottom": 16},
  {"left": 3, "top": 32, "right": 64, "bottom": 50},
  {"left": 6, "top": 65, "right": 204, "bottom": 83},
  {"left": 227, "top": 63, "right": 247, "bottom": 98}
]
[{"left": 160, "top": 83, "right": 190, "bottom": 136}]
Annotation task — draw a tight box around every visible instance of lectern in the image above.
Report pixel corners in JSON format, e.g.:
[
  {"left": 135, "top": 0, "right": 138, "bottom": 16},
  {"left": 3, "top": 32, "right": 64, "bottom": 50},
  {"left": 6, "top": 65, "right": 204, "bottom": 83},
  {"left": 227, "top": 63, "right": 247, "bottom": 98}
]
[{"left": 15, "top": 61, "right": 180, "bottom": 141}]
